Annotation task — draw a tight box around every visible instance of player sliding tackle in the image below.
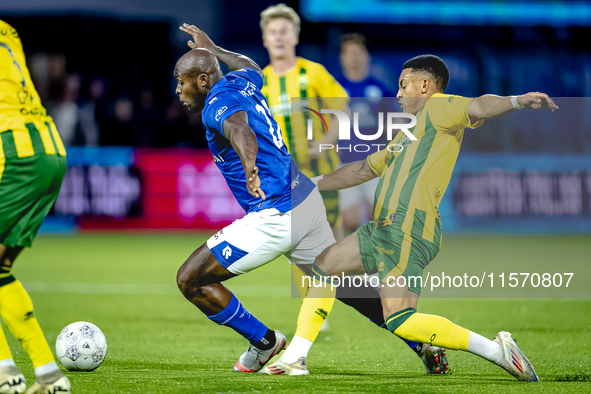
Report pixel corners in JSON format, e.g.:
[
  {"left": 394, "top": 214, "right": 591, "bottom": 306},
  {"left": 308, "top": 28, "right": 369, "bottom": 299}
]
[
  {"left": 174, "top": 24, "right": 448, "bottom": 376},
  {"left": 268, "top": 54, "right": 558, "bottom": 381}
]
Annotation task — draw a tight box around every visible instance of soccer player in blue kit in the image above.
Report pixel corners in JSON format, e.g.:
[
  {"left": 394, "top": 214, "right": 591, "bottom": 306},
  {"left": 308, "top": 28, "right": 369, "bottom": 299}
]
[
  {"left": 174, "top": 24, "right": 449, "bottom": 376},
  {"left": 173, "top": 24, "right": 335, "bottom": 373}
]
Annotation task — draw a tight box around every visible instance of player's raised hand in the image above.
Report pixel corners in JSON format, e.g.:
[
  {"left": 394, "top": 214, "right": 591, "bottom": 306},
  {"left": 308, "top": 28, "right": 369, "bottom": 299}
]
[
  {"left": 247, "top": 166, "right": 266, "bottom": 201},
  {"left": 179, "top": 23, "right": 216, "bottom": 51},
  {"left": 517, "top": 92, "right": 559, "bottom": 112}
]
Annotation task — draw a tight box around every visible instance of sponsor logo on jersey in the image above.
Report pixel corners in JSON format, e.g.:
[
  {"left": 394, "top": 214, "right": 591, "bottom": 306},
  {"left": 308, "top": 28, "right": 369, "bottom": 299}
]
[
  {"left": 375, "top": 246, "right": 394, "bottom": 255},
  {"left": 209, "top": 97, "right": 218, "bottom": 104}
]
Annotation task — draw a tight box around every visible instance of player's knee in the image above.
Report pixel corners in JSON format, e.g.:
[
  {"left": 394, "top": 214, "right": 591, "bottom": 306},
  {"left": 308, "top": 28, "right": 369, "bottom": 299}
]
[{"left": 177, "top": 255, "right": 205, "bottom": 298}]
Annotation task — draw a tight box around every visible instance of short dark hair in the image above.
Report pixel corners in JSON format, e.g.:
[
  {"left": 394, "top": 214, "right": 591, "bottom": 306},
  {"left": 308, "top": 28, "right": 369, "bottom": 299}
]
[
  {"left": 402, "top": 54, "right": 449, "bottom": 92},
  {"left": 339, "top": 33, "right": 368, "bottom": 52}
]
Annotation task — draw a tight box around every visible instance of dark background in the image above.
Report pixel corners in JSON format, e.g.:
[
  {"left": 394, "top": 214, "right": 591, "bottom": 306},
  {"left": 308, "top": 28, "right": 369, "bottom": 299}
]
[{"left": 2, "top": 0, "right": 590, "bottom": 151}]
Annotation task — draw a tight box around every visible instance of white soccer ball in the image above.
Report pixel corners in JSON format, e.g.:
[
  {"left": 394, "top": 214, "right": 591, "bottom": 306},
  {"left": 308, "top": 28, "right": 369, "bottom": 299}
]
[{"left": 55, "top": 321, "right": 107, "bottom": 371}]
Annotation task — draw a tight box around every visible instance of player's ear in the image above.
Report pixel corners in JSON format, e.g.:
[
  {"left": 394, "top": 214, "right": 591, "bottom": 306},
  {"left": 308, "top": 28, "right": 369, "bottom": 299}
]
[
  {"left": 198, "top": 73, "right": 208, "bottom": 87},
  {"left": 422, "top": 79, "right": 429, "bottom": 95}
]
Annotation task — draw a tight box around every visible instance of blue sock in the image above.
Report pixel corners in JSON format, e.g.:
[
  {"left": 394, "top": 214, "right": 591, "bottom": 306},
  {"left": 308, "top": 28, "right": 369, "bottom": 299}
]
[
  {"left": 207, "top": 293, "right": 268, "bottom": 343},
  {"left": 405, "top": 340, "right": 423, "bottom": 354}
]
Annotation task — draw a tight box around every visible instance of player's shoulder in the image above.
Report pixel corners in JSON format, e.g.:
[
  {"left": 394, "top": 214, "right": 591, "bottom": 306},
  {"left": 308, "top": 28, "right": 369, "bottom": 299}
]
[
  {"left": 298, "top": 57, "right": 331, "bottom": 75},
  {"left": 427, "top": 93, "right": 472, "bottom": 109},
  {"left": 262, "top": 64, "right": 274, "bottom": 76},
  {"left": 202, "top": 91, "right": 234, "bottom": 125},
  {"left": 226, "top": 67, "right": 263, "bottom": 91}
]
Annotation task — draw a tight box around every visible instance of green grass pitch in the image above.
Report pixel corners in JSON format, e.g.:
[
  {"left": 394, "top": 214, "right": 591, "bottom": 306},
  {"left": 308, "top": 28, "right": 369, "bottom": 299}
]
[{"left": 4, "top": 233, "right": 591, "bottom": 393}]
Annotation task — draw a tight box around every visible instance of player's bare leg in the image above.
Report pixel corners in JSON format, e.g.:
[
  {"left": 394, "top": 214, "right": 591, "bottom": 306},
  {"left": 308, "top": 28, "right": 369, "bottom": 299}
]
[
  {"left": 0, "top": 245, "right": 70, "bottom": 394},
  {"left": 380, "top": 281, "right": 537, "bottom": 381},
  {"left": 177, "top": 243, "right": 286, "bottom": 372}
]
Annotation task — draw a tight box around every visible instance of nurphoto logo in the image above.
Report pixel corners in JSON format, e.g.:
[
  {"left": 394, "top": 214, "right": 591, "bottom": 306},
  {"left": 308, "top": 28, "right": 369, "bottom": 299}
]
[{"left": 304, "top": 107, "right": 417, "bottom": 153}]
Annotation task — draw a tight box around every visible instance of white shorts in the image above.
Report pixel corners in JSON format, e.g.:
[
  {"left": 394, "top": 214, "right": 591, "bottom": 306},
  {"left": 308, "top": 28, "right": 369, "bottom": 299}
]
[{"left": 207, "top": 188, "right": 336, "bottom": 275}]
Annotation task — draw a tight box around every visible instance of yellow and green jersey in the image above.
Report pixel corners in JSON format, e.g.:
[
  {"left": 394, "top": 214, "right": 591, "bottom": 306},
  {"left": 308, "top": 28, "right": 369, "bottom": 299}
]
[
  {"left": 0, "top": 20, "right": 65, "bottom": 179},
  {"left": 366, "top": 93, "right": 483, "bottom": 248},
  {"left": 262, "top": 57, "right": 347, "bottom": 177}
]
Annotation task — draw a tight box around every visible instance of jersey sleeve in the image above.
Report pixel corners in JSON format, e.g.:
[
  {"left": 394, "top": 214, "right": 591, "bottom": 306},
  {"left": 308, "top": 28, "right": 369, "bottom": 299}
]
[
  {"left": 366, "top": 145, "right": 391, "bottom": 176},
  {"left": 428, "top": 93, "right": 484, "bottom": 133},
  {"left": 202, "top": 93, "right": 245, "bottom": 137},
  {"left": 228, "top": 67, "right": 264, "bottom": 90}
]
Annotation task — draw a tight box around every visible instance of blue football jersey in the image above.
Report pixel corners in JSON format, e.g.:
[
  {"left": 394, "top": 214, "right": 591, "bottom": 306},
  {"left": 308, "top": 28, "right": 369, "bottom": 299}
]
[{"left": 202, "top": 67, "right": 314, "bottom": 214}]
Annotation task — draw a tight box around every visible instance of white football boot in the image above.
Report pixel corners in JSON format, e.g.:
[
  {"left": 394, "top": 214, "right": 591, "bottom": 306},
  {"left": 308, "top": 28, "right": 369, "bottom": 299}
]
[
  {"left": 233, "top": 331, "right": 286, "bottom": 373},
  {"left": 0, "top": 367, "right": 26, "bottom": 394},
  {"left": 418, "top": 344, "right": 448, "bottom": 374},
  {"left": 25, "top": 376, "right": 71, "bottom": 394},
  {"left": 259, "top": 356, "right": 309, "bottom": 375},
  {"left": 493, "top": 331, "right": 539, "bottom": 382}
]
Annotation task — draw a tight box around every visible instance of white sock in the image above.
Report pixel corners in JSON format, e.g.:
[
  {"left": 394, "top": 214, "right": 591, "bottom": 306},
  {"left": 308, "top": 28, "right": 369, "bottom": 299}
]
[
  {"left": 466, "top": 331, "right": 502, "bottom": 364},
  {"left": 281, "top": 335, "right": 313, "bottom": 364},
  {"left": 35, "top": 361, "right": 59, "bottom": 377},
  {"left": 0, "top": 358, "right": 17, "bottom": 368}
]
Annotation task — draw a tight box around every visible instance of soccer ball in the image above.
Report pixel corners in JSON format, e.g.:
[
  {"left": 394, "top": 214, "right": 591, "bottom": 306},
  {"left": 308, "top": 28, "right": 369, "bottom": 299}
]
[{"left": 55, "top": 322, "right": 108, "bottom": 371}]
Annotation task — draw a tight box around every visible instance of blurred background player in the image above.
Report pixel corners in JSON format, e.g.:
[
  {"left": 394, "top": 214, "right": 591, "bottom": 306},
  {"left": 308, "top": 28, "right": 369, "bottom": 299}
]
[
  {"left": 0, "top": 20, "right": 71, "bottom": 394},
  {"left": 336, "top": 33, "right": 395, "bottom": 235},
  {"left": 260, "top": 3, "right": 347, "bottom": 240}
]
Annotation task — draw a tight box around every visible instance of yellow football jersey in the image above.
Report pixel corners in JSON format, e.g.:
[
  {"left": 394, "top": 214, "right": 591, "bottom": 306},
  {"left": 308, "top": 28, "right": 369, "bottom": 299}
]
[
  {"left": 262, "top": 57, "right": 347, "bottom": 177},
  {"left": 366, "top": 93, "right": 483, "bottom": 248},
  {"left": 0, "top": 19, "right": 65, "bottom": 163}
]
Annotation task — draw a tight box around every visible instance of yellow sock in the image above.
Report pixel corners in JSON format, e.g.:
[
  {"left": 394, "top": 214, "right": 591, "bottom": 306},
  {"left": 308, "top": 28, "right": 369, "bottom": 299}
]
[
  {"left": 388, "top": 310, "right": 470, "bottom": 351},
  {"left": 294, "top": 264, "right": 336, "bottom": 342},
  {"left": 0, "top": 323, "right": 13, "bottom": 362},
  {"left": 0, "top": 281, "right": 55, "bottom": 368}
]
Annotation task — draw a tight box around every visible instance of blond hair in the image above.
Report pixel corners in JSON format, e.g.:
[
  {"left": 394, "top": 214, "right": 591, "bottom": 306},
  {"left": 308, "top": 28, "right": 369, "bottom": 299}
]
[{"left": 260, "top": 3, "right": 301, "bottom": 34}]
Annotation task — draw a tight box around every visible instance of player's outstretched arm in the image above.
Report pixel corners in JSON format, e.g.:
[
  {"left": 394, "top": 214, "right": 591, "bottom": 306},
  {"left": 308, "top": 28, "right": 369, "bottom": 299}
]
[
  {"left": 223, "top": 111, "right": 266, "bottom": 200},
  {"left": 314, "top": 160, "right": 377, "bottom": 191},
  {"left": 468, "top": 92, "right": 559, "bottom": 122},
  {"left": 180, "top": 23, "right": 263, "bottom": 76}
]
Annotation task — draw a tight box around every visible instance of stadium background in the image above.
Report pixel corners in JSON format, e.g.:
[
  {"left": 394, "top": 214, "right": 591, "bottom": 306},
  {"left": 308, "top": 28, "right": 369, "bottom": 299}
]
[{"left": 1, "top": 1, "right": 590, "bottom": 393}]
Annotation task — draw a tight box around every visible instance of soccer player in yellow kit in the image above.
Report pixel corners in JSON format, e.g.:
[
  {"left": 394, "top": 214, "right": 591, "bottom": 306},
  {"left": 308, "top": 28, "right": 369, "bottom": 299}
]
[
  {"left": 0, "top": 20, "right": 71, "bottom": 393},
  {"left": 306, "top": 55, "right": 557, "bottom": 381}
]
